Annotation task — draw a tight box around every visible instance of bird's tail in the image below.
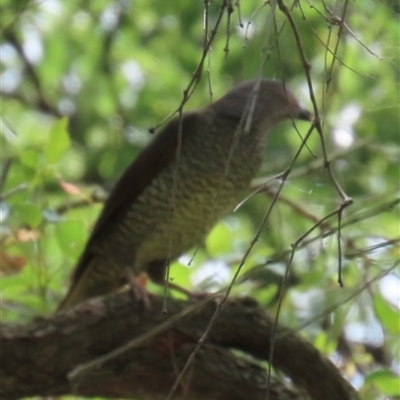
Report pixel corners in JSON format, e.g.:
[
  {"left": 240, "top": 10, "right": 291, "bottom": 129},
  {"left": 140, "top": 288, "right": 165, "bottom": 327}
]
[
  {"left": 56, "top": 262, "right": 118, "bottom": 312},
  {"left": 56, "top": 276, "right": 90, "bottom": 312}
]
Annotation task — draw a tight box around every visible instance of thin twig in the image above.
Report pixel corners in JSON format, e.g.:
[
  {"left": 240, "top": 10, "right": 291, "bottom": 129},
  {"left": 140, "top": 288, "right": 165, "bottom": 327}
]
[
  {"left": 55, "top": 193, "right": 106, "bottom": 214},
  {"left": 262, "top": 186, "right": 332, "bottom": 230},
  {"left": 223, "top": 0, "right": 234, "bottom": 59},
  {"left": 345, "top": 237, "right": 400, "bottom": 259},
  {"left": 1, "top": 183, "right": 28, "bottom": 200},
  {"left": 235, "top": 0, "right": 244, "bottom": 27},
  {"left": 236, "top": 197, "right": 400, "bottom": 283},
  {"left": 286, "top": 260, "right": 400, "bottom": 335},
  {"left": 69, "top": 294, "right": 219, "bottom": 383},
  {"left": 163, "top": 107, "right": 185, "bottom": 313},
  {"left": 300, "top": 2, "right": 374, "bottom": 81},
  {"left": 324, "top": 0, "right": 350, "bottom": 93},
  {"left": 164, "top": 3, "right": 229, "bottom": 397},
  {"left": 0, "top": 158, "right": 13, "bottom": 194},
  {"left": 149, "top": 1, "right": 228, "bottom": 134},
  {"left": 3, "top": 30, "right": 61, "bottom": 117}
]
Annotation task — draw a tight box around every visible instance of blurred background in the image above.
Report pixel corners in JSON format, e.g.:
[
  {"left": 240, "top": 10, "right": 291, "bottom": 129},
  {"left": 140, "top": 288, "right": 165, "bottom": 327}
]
[{"left": 1, "top": 1, "right": 399, "bottom": 398}]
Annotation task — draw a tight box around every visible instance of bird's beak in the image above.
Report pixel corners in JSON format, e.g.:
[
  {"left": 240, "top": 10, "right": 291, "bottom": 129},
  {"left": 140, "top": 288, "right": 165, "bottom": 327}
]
[{"left": 297, "top": 108, "right": 313, "bottom": 121}]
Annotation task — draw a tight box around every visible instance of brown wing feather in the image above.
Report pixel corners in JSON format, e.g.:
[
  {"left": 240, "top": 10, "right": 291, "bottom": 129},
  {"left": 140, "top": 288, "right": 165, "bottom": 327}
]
[{"left": 70, "top": 112, "right": 200, "bottom": 284}]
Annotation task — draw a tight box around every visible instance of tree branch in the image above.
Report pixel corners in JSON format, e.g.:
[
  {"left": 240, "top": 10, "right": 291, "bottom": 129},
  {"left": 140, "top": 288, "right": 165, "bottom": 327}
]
[{"left": 1, "top": 293, "right": 359, "bottom": 400}]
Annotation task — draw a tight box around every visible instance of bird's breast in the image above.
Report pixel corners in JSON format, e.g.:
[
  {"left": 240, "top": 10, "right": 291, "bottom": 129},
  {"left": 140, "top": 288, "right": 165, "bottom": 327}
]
[{"left": 99, "top": 120, "right": 266, "bottom": 271}]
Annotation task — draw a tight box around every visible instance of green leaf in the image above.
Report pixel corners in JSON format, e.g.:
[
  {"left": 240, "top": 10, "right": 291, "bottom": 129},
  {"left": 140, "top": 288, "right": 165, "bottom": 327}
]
[
  {"left": 206, "top": 222, "right": 233, "bottom": 256},
  {"left": 146, "top": 261, "right": 192, "bottom": 299},
  {"left": 44, "top": 118, "right": 71, "bottom": 164},
  {"left": 168, "top": 260, "right": 191, "bottom": 288},
  {"left": 18, "top": 149, "right": 40, "bottom": 169},
  {"left": 55, "top": 220, "right": 86, "bottom": 259},
  {"left": 313, "top": 331, "right": 336, "bottom": 355},
  {"left": 13, "top": 203, "right": 42, "bottom": 227},
  {"left": 253, "top": 284, "right": 279, "bottom": 305},
  {"left": 374, "top": 293, "right": 400, "bottom": 335},
  {"left": 365, "top": 369, "right": 400, "bottom": 395}
]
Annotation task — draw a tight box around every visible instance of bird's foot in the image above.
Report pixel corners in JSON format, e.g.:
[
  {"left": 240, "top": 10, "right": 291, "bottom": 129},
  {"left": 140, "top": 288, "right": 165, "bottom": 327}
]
[{"left": 126, "top": 270, "right": 152, "bottom": 310}]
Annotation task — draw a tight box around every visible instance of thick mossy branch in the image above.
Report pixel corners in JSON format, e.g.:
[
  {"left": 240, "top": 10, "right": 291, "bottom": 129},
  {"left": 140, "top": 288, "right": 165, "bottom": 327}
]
[{"left": 1, "top": 293, "right": 359, "bottom": 400}]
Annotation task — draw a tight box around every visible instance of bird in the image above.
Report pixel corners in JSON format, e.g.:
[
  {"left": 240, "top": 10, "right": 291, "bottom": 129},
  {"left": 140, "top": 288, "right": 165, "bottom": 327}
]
[{"left": 57, "top": 78, "right": 311, "bottom": 311}]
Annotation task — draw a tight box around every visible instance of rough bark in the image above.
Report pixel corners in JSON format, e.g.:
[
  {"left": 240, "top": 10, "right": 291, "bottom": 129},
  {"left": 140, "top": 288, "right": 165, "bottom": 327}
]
[{"left": 0, "top": 292, "right": 360, "bottom": 400}]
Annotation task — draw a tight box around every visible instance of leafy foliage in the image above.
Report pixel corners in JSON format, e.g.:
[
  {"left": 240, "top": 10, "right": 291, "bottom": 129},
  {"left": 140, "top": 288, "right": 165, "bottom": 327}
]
[{"left": 1, "top": 1, "right": 399, "bottom": 399}]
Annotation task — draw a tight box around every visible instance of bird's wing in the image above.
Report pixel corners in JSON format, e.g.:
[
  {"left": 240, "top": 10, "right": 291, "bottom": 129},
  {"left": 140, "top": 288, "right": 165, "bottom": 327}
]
[{"left": 70, "top": 112, "right": 201, "bottom": 283}]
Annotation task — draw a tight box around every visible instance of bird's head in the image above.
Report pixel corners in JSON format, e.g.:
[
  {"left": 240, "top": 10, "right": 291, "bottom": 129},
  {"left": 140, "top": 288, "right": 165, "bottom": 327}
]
[{"left": 212, "top": 78, "right": 312, "bottom": 133}]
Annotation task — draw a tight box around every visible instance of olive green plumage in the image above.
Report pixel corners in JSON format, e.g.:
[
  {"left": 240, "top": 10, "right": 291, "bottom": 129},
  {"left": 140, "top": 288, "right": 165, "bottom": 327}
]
[{"left": 57, "top": 79, "right": 311, "bottom": 310}]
